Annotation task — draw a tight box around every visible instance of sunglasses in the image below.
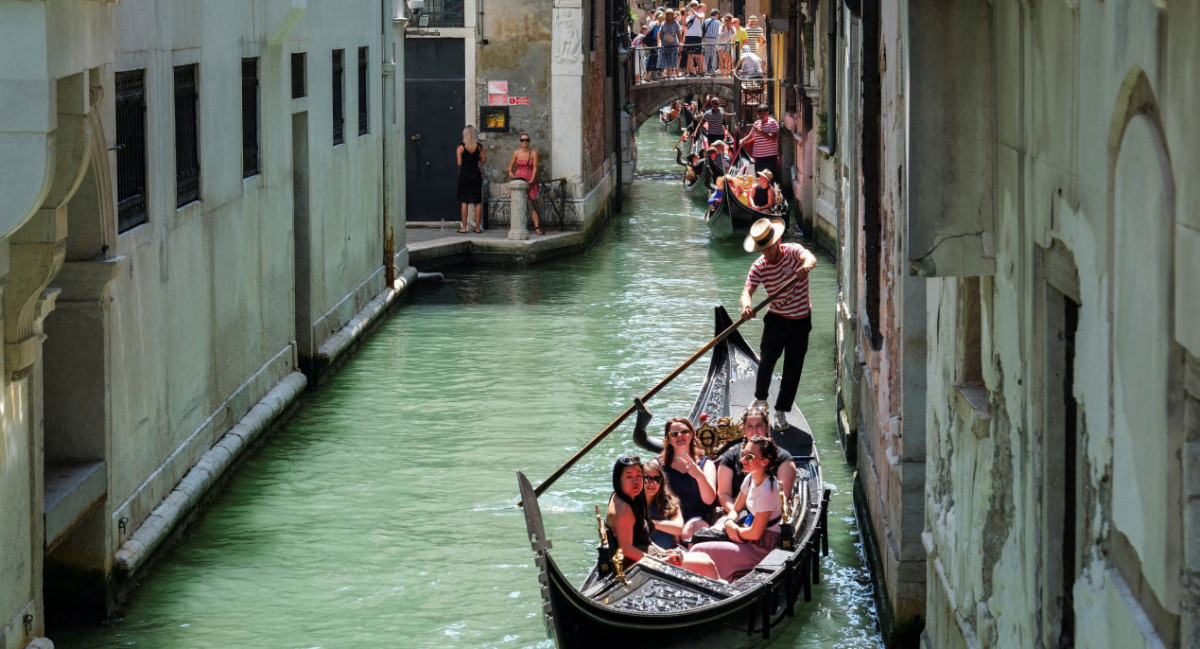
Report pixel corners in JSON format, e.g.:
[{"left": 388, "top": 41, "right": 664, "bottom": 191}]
[
  {"left": 668, "top": 429, "right": 691, "bottom": 438},
  {"left": 644, "top": 475, "right": 664, "bottom": 484},
  {"left": 742, "top": 452, "right": 759, "bottom": 461},
  {"left": 520, "top": 138, "right": 530, "bottom": 142},
  {"left": 617, "top": 455, "right": 642, "bottom": 466}
]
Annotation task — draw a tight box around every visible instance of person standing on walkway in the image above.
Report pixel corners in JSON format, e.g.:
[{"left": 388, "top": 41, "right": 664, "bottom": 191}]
[
  {"left": 507, "top": 133, "right": 544, "bottom": 235},
  {"left": 731, "top": 17, "right": 748, "bottom": 56},
  {"left": 743, "top": 15, "right": 765, "bottom": 54},
  {"left": 684, "top": 2, "right": 705, "bottom": 75},
  {"left": 456, "top": 125, "right": 486, "bottom": 233},
  {"left": 702, "top": 9, "right": 722, "bottom": 75},
  {"left": 739, "top": 218, "right": 817, "bottom": 431}
]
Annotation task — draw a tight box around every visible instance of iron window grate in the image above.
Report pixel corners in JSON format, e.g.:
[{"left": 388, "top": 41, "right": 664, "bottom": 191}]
[
  {"left": 291, "top": 52, "right": 306, "bottom": 98},
  {"left": 332, "top": 49, "right": 344, "bottom": 145},
  {"left": 116, "top": 69, "right": 148, "bottom": 232},
  {"left": 174, "top": 64, "right": 201, "bottom": 206},
  {"left": 357, "top": 47, "right": 368, "bottom": 136},
  {"left": 242, "top": 58, "right": 260, "bottom": 177}
]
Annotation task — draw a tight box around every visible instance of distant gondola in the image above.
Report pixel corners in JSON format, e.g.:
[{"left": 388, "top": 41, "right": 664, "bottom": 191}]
[
  {"left": 682, "top": 134, "right": 712, "bottom": 202},
  {"left": 518, "top": 306, "right": 830, "bottom": 649},
  {"left": 660, "top": 104, "right": 683, "bottom": 134},
  {"left": 706, "top": 151, "right": 788, "bottom": 239}
]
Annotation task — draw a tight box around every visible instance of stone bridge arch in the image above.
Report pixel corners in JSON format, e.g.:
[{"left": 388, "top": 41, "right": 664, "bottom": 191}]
[{"left": 628, "top": 78, "right": 739, "bottom": 130}]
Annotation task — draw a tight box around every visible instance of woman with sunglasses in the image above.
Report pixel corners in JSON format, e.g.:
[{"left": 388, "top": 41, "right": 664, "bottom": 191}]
[
  {"left": 690, "top": 435, "right": 783, "bottom": 580},
  {"left": 507, "top": 133, "right": 544, "bottom": 235},
  {"left": 659, "top": 417, "right": 719, "bottom": 542},
  {"left": 605, "top": 456, "right": 720, "bottom": 578},
  {"left": 715, "top": 406, "right": 796, "bottom": 518},
  {"left": 642, "top": 459, "right": 683, "bottom": 549}
]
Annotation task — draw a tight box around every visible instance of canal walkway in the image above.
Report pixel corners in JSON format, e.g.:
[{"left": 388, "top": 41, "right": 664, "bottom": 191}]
[{"left": 406, "top": 223, "right": 584, "bottom": 270}]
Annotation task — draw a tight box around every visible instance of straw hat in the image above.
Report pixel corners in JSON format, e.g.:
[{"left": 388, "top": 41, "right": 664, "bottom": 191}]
[
  {"left": 757, "top": 169, "right": 773, "bottom": 181},
  {"left": 744, "top": 218, "right": 786, "bottom": 252}
]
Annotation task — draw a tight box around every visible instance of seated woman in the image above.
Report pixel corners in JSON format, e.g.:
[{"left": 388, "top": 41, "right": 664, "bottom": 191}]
[
  {"left": 747, "top": 170, "right": 777, "bottom": 211},
  {"left": 630, "top": 404, "right": 718, "bottom": 542},
  {"left": 604, "top": 456, "right": 719, "bottom": 578},
  {"left": 715, "top": 406, "right": 797, "bottom": 518},
  {"left": 642, "top": 459, "right": 683, "bottom": 549},
  {"left": 691, "top": 436, "right": 784, "bottom": 580}
]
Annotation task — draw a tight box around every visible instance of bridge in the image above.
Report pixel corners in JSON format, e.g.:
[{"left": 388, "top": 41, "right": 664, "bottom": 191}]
[{"left": 627, "top": 76, "right": 741, "bottom": 130}]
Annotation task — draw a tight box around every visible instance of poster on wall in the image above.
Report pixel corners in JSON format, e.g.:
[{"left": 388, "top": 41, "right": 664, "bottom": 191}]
[{"left": 487, "top": 80, "right": 509, "bottom": 106}]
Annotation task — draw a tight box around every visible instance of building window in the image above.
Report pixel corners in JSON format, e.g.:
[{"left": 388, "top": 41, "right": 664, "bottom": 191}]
[
  {"left": 332, "top": 49, "right": 344, "bottom": 145},
  {"left": 357, "top": 47, "right": 369, "bottom": 136},
  {"left": 174, "top": 64, "right": 200, "bottom": 207},
  {"left": 115, "top": 69, "right": 148, "bottom": 232},
  {"left": 291, "top": 52, "right": 306, "bottom": 98},
  {"left": 242, "top": 58, "right": 260, "bottom": 178}
]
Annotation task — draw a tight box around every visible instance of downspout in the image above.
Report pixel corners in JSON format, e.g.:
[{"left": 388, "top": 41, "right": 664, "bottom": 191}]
[
  {"left": 825, "top": 0, "right": 837, "bottom": 154},
  {"left": 383, "top": 0, "right": 405, "bottom": 285},
  {"left": 611, "top": 0, "right": 623, "bottom": 211}
]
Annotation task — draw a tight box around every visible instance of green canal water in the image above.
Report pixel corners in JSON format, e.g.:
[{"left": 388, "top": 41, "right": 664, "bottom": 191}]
[{"left": 57, "top": 126, "right": 882, "bottom": 648}]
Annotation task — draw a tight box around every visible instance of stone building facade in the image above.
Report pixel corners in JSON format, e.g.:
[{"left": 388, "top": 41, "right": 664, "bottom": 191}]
[
  {"left": 0, "top": 1, "right": 414, "bottom": 646},
  {"left": 403, "top": 0, "right": 627, "bottom": 239},
  {"left": 831, "top": 0, "right": 1200, "bottom": 646}
]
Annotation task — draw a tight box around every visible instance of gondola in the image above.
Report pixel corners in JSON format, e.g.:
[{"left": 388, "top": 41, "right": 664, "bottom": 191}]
[
  {"left": 706, "top": 151, "right": 788, "bottom": 239},
  {"left": 518, "top": 305, "right": 830, "bottom": 649},
  {"left": 659, "top": 105, "right": 683, "bottom": 134},
  {"left": 682, "top": 133, "right": 712, "bottom": 202}
]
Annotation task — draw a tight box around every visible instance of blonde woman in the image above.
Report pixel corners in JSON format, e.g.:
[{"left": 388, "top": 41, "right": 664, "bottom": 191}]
[{"left": 456, "top": 125, "right": 486, "bottom": 233}]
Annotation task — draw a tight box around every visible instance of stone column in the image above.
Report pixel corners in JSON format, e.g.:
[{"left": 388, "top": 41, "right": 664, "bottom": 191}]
[
  {"left": 508, "top": 180, "right": 529, "bottom": 240},
  {"left": 551, "top": 0, "right": 585, "bottom": 190}
]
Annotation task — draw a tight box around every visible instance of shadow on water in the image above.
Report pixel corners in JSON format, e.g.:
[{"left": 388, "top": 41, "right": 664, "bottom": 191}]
[{"left": 53, "top": 122, "right": 883, "bottom": 649}]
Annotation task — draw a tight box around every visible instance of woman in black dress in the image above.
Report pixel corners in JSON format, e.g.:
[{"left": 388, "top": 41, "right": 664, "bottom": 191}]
[{"left": 456, "top": 125, "right": 486, "bottom": 233}]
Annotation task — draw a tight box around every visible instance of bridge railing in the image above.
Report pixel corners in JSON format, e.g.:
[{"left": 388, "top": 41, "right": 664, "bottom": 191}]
[{"left": 631, "top": 43, "right": 768, "bottom": 84}]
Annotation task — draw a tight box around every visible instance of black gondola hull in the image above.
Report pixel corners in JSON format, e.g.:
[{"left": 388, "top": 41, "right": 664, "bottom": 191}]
[{"left": 519, "top": 306, "right": 828, "bottom": 649}]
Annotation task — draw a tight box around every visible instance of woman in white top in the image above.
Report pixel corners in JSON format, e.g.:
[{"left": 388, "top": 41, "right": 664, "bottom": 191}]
[{"left": 690, "top": 435, "right": 785, "bottom": 580}]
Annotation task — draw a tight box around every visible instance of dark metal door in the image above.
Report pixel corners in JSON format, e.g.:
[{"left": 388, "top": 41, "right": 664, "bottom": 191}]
[{"left": 405, "top": 38, "right": 465, "bottom": 221}]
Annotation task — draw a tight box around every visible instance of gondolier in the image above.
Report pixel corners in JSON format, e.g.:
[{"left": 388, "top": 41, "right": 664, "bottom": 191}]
[
  {"left": 740, "top": 218, "right": 817, "bottom": 431},
  {"left": 740, "top": 104, "right": 779, "bottom": 180}
]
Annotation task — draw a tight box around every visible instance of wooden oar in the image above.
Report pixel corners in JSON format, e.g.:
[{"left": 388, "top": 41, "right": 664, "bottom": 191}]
[{"left": 531, "top": 272, "right": 803, "bottom": 498}]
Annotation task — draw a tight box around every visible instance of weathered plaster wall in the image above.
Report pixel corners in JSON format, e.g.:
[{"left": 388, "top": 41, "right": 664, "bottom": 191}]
[
  {"left": 477, "top": 0, "right": 553, "bottom": 189},
  {"left": 918, "top": 1, "right": 1199, "bottom": 648}
]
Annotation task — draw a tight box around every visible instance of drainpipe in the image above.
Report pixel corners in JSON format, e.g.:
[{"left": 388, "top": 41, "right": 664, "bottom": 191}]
[
  {"left": 383, "top": 0, "right": 406, "bottom": 285},
  {"left": 825, "top": 0, "right": 837, "bottom": 154},
  {"left": 611, "top": 0, "right": 623, "bottom": 211}
]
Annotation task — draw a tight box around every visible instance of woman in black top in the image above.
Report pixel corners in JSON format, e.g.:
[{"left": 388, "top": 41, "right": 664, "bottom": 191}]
[{"left": 456, "top": 125, "right": 486, "bottom": 233}]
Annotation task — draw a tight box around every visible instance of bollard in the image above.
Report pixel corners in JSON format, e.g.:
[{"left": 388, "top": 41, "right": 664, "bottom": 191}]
[{"left": 508, "top": 179, "right": 530, "bottom": 240}]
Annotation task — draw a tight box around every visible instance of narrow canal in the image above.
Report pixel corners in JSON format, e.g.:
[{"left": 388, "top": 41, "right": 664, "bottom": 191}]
[{"left": 58, "top": 126, "right": 883, "bottom": 648}]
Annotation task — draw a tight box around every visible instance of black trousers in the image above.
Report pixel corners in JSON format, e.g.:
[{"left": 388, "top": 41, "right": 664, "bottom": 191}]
[
  {"left": 755, "top": 312, "right": 812, "bottom": 412},
  {"left": 754, "top": 155, "right": 779, "bottom": 182}
]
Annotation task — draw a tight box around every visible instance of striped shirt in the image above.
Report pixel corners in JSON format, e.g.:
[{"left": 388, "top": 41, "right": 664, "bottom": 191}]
[
  {"left": 750, "top": 117, "right": 779, "bottom": 157},
  {"left": 745, "top": 243, "right": 811, "bottom": 318},
  {"left": 744, "top": 25, "right": 764, "bottom": 52},
  {"left": 703, "top": 108, "right": 724, "bottom": 136}
]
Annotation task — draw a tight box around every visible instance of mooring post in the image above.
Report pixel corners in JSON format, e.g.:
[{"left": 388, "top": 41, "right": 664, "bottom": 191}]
[{"left": 508, "top": 179, "right": 529, "bottom": 240}]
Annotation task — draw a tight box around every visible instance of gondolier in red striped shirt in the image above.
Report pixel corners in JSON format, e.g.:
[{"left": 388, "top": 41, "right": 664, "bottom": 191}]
[
  {"left": 739, "top": 218, "right": 817, "bottom": 431},
  {"left": 739, "top": 104, "right": 780, "bottom": 184}
]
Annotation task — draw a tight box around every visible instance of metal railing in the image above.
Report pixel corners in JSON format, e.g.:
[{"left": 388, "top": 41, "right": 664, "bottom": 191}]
[
  {"left": 629, "top": 43, "right": 767, "bottom": 84},
  {"left": 530, "top": 179, "right": 569, "bottom": 230},
  {"left": 412, "top": 0, "right": 465, "bottom": 27}
]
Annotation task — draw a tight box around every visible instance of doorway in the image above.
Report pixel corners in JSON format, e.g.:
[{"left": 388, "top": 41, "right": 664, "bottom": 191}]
[{"left": 404, "top": 38, "right": 465, "bottom": 221}]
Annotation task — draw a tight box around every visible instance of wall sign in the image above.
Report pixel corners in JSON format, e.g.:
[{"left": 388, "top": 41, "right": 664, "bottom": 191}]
[
  {"left": 487, "top": 80, "right": 508, "bottom": 106},
  {"left": 480, "top": 106, "right": 510, "bottom": 132}
]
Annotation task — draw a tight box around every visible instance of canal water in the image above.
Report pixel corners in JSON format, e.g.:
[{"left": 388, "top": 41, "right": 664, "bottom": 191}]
[{"left": 57, "top": 126, "right": 882, "bottom": 648}]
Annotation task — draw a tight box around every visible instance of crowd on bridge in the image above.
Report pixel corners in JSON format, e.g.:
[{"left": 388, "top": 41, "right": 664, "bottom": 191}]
[{"left": 631, "top": 2, "right": 769, "bottom": 84}]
